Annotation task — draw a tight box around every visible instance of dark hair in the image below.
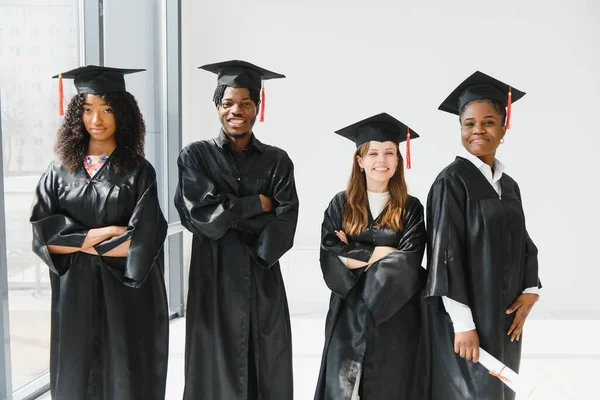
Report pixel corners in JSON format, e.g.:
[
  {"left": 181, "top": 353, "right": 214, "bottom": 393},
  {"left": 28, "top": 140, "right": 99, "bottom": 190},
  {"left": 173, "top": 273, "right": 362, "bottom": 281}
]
[
  {"left": 55, "top": 92, "right": 146, "bottom": 173},
  {"left": 212, "top": 85, "right": 261, "bottom": 107},
  {"left": 458, "top": 98, "right": 506, "bottom": 126}
]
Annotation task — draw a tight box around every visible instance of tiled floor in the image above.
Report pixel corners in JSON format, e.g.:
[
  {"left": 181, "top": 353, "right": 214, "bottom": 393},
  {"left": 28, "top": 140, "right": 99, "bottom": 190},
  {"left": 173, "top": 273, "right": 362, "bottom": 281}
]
[{"left": 38, "top": 316, "right": 599, "bottom": 399}]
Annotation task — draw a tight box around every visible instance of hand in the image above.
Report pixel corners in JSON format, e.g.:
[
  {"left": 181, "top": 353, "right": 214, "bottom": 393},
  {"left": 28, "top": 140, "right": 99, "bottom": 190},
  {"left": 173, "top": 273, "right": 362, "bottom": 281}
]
[
  {"left": 110, "top": 226, "right": 128, "bottom": 237},
  {"left": 378, "top": 246, "right": 396, "bottom": 257},
  {"left": 454, "top": 329, "right": 480, "bottom": 363},
  {"left": 259, "top": 194, "right": 273, "bottom": 213},
  {"left": 368, "top": 246, "right": 395, "bottom": 263},
  {"left": 365, "top": 246, "right": 395, "bottom": 271},
  {"left": 80, "top": 226, "right": 127, "bottom": 250},
  {"left": 506, "top": 293, "right": 538, "bottom": 342},
  {"left": 345, "top": 258, "right": 368, "bottom": 270},
  {"left": 79, "top": 247, "right": 98, "bottom": 255},
  {"left": 334, "top": 230, "right": 349, "bottom": 244}
]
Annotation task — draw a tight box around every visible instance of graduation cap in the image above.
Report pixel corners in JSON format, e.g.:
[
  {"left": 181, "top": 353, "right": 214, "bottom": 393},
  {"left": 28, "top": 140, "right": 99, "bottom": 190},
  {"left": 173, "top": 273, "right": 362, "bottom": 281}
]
[
  {"left": 198, "top": 60, "right": 285, "bottom": 122},
  {"left": 53, "top": 66, "right": 146, "bottom": 115},
  {"left": 335, "top": 112, "right": 420, "bottom": 169},
  {"left": 438, "top": 71, "right": 526, "bottom": 129}
]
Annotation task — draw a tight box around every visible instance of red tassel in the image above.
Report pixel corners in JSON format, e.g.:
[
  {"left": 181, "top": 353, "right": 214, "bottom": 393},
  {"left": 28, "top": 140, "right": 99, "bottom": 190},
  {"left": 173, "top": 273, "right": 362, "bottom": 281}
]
[
  {"left": 505, "top": 86, "right": 512, "bottom": 129},
  {"left": 58, "top": 74, "right": 64, "bottom": 116},
  {"left": 405, "top": 128, "right": 411, "bottom": 169},
  {"left": 259, "top": 86, "right": 266, "bottom": 122}
]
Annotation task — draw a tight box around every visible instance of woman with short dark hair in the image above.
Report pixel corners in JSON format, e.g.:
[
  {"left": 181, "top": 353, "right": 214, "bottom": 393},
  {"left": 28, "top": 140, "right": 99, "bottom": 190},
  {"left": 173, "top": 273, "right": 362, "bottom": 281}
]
[{"left": 423, "top": 71, "right": 542, "bottom": 400}]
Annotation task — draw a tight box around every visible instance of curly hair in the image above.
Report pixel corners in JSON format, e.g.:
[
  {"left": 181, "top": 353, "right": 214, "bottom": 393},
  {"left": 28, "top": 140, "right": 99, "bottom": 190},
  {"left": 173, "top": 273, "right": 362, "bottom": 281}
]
[
  {"left": 459, "top": 98, "right": 507, "bottom": 126},
  {"left": 55, "top": 92, "right": 146, "bottom": 173},
  {"left": 212, "top": 84, "right": 261, "bottom": 107}
]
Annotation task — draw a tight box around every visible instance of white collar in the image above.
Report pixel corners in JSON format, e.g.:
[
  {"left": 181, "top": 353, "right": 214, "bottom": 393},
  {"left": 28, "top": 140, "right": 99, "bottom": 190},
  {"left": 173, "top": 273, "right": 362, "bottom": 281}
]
[
  {"left": 460, "top": 148, "right": 505, "bottom": 182},
  {"left": 366, "top": 191, "right": 389, "bottom": 218},
  {"left": 367, "top": 191, "right": 389, "bottom": 197}
]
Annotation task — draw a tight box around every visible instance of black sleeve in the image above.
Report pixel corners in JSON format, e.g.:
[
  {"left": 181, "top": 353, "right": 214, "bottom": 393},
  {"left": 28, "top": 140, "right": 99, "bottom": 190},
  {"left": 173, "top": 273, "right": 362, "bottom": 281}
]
[
  {"left": 514, "top": 182, "right": 542, "bottom": 290},
  {"left": 174, "top": 145, "right": 263, "bottom": 240},
  {"left": 30, "top": 164, "right": 89, "bottom": 275},
  {"left": 319, "top": 193, "right": 375, "bottom": 299},
  {"left": 424, "top": 177, "right": 471, "bottom": 306},
  {"left": 249, "top": 156, "right": 299, "bottom": 268},
  {"left": 361, "top": 197, "right": 427, "bottom": 326},
  {"left": 234, "top": 212, "right": 276, "bottom": 236},
  {"left": 94, "top": 163, "right": 168, "bottom": 287}
]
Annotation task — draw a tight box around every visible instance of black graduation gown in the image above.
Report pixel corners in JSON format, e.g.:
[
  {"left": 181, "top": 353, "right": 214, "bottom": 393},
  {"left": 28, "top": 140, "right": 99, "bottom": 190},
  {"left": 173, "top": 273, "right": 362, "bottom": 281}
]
[
  {"left": 314, "top": 191, "right": 427, "bottom": 400},
  {"left": 30, "top": 151, "right": 169, "bottom": 400},
  {"left": 174, "top": 131, "right": 299, "bottom": 400},
  {"left": 422, "top": 157, "right": 541, "bottom": 400}
]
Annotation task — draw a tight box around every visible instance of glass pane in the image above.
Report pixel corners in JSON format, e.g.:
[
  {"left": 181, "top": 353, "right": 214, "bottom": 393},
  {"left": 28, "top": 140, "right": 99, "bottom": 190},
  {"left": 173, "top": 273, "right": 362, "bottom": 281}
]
[{"left": 0, "top": 0, "right": 80, "bottom": 390}]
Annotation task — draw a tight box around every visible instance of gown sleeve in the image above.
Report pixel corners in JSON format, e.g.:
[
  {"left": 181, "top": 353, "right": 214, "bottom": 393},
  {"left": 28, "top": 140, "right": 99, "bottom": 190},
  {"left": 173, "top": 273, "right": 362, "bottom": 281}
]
[
  {"left": 234, "top": 212, "right": 275, "bottom": 235},
  {"left": 94, "top": 163, "right": 167, "bottom": 288},
  {"left": 361, "top": 197, "right": 427, "bottom": 326},
  {"left": 174, "top": 144, "right": 263, "bottom": 241},
  {"left": 30, "top": 163, "right": 89, "bottom": 275},
  {"left": 514, "top": 182, "right": 542, "bottom": 290},
  {"left": 424, "top": 177, "right": 470, "bottom": 305},
  {"left": 320, "top": 193, "right": 375, "bottom": 299},
  {"left": 249, "top": 156, "right": 299, "bottom": 269}
]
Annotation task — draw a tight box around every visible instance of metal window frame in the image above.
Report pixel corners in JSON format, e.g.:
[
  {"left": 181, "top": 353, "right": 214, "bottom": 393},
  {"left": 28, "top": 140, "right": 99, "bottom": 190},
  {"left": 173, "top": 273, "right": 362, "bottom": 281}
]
[
  {"left": 81, "top": 0, "right": 103, "bottom": 66},
  {"left": 162, "top": 0, "right": 185, "bottom": 318},
  {"left": 1, "top": 92, "right": 14, "bottom": 400}
]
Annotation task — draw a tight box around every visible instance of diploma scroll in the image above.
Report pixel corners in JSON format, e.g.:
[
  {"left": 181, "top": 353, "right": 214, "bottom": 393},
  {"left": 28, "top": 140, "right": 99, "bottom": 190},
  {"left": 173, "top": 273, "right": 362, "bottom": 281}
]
[{"left": 478, "top": 348, "right": 535, "bottom": 398}]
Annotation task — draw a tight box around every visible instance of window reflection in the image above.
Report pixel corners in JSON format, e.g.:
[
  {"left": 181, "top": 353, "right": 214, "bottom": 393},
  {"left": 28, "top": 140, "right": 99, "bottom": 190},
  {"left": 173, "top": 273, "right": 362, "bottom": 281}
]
[{"left": 0, "top": 0, "right": 79, "bottom": 390}]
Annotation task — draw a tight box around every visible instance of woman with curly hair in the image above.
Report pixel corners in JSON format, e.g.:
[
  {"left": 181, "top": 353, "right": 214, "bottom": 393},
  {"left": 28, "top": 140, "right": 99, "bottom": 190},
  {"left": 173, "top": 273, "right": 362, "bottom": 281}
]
[
  {"left": 30, "top": 66, "right": 169, "bottom": 399},
  {"left": 314, "top": 113, "right": 427, "bottom": 400}
]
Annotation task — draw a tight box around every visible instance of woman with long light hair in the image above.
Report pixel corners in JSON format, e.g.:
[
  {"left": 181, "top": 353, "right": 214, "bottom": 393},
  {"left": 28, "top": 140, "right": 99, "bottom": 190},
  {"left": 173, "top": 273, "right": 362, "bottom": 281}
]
[{"left": 314, "top": 113, "right": 427, "bottom": 400}]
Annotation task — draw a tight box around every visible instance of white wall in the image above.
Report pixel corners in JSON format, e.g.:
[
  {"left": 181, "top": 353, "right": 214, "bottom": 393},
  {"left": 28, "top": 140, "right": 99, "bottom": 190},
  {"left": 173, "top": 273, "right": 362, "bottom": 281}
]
[{"left": 182, "top": 0, "right": 600, "bottom": 317}]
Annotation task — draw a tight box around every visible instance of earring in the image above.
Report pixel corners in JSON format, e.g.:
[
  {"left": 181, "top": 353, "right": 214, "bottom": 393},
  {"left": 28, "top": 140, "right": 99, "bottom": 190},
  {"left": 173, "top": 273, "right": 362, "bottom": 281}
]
[
  {"left": 500, "top": 137, "right": 505, "bottom": 144},
  {"left": 360, "top": 168, "right": 364, "bottom": 172}
]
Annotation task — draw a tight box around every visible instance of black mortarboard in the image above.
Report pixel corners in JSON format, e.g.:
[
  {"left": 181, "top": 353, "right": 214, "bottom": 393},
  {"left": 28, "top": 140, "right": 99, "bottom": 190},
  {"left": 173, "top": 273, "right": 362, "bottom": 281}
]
[
  {"left": 335, "top": 112, "right": 420, "bottom": 169},
  {"left": 438, "top": 71, "right": 526, "bottom": 129},
  {"left": 198, "top": 60, "right": 285, "bottom": 90},
  {"left": 53, "top": 66, "right": 145, "bottom": 115},
  {"left": 53, "top": 65, "right": 145, "bottom": 94},
  {"left": 199, "top": 60, "right": 285, "bottom": 122}
]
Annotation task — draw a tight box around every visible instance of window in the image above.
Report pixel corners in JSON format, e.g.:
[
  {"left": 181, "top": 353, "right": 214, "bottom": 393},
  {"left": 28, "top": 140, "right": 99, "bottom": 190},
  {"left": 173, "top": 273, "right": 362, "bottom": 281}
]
[{"left": 0, "top": 0, "right": 80, "bottom": 395}]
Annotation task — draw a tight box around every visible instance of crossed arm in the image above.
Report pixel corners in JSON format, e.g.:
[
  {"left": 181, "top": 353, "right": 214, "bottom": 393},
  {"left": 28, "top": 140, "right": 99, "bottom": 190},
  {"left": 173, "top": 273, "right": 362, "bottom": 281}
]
[
  {"left": 334, "top": 230, "right": 395, "bottom": 269},
  {"left": 47, "top": 226, "right": 130, "bottom": 257}
]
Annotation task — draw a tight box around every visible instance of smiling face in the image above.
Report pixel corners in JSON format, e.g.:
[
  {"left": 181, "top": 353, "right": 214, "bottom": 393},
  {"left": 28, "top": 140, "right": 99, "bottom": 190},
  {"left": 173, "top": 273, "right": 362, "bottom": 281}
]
[
  {"left": 216, "top": 86, "right": 258, "bottom": 138},
  {"left": 460, "top": 100, "right": 506, "bottom": 160},
  {"left": 356, "top": 141, "right": 399, "bottom": 190},
  {"left": 82, "top": 94, "right": 117, "bottom": 144}
]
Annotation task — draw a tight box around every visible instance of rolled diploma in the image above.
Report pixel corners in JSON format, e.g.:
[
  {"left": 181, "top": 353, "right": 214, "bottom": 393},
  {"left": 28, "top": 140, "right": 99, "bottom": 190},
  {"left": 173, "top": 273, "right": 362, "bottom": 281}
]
[{"left": 478, "top": 347, "right": 535, "bottom": 398}]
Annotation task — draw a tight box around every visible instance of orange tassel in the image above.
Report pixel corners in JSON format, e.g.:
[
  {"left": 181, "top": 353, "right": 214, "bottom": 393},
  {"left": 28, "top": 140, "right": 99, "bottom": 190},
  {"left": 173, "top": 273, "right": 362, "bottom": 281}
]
[
  {"left": 259, "top": 85, "right": 266, "bottom": 122},
  {"left": 405, "top": 128, "right": 411, "bottom": 169},
  {"left": 58, "top": 74, "right": 64, "bottom": 116},
  {"left": 505, "top": 86, "right": 512, "bottom": 129}
]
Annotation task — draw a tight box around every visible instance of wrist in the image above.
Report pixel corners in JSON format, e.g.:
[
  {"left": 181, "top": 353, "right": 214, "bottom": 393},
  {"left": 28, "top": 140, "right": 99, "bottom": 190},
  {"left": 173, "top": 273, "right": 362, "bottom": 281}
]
[
  {"left": 106, "top": 226, "right": 120, "bottom": 238},
  {"left": 259, "top": 195, "right": 267, "bottom": 211}
]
